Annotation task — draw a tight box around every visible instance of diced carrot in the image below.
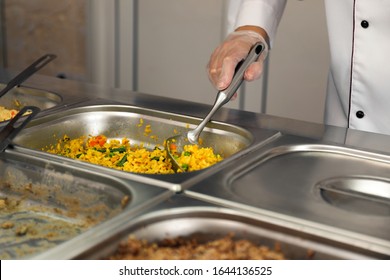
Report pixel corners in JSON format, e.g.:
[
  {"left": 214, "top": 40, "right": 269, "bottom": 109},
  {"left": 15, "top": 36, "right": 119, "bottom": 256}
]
[
  {"left": 98, "top": 136, "right": 106, "bottom": 146},
  {"left": 169, "top": 143, "right": 177, "bottom": 151},
  {"left": 88, "top": 135, "right": 107, "bottom": 147}
]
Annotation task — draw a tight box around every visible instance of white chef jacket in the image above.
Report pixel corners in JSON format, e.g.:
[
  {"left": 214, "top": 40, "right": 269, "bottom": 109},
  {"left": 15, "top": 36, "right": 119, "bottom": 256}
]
[{"left": 228, "top": 0, "right": 390, "bottom": 135}]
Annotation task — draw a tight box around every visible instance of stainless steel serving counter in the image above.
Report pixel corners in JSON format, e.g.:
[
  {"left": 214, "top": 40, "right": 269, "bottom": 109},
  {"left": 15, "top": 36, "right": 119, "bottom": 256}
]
[{"left": 1, "top": 73, "right": 389, "bottom": 259}]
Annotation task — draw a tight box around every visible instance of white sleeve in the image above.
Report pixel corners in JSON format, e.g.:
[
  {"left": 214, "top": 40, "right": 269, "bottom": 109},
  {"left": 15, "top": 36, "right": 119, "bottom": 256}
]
[{"left": 227, "top": 0, "right": 287, "bottom": 46}]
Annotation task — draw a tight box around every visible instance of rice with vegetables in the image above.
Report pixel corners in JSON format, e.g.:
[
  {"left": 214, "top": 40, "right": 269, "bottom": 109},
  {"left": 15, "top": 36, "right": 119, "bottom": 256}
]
[
  {"left": 167, "top": 140, "right": 223, "bottom": 172},
  {"left": 45, "top": 134, "right": 223, "bottom": 174},
  {"left": 0, "top": 106, "right": 18, "bottom": 121}
]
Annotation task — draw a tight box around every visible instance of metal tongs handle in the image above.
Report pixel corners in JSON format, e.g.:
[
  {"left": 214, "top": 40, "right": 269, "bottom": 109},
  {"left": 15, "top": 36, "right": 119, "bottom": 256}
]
[
  {"left": 0, "top": 54, "right": 57, "bottom": 99},
  {"left": 187, "top": 41, "right": 265, "bottom": 143},
  {"left": 0, "top": 106, "right": 40, "bottom": 152},
  {"left": 219, "top": 41, "right": 265, "bottom": 104}
]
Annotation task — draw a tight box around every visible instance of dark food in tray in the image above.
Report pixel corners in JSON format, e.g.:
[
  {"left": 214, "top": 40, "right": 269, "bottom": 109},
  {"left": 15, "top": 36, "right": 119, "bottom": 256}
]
[{"left": 106, "top": 233, "right": 287, "bottom": 260}]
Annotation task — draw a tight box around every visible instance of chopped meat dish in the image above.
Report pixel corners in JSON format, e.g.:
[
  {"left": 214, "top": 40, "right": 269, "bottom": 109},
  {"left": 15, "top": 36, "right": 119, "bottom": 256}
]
[{"left": 107, "top": 233, "right": 286, "bottom": 260}]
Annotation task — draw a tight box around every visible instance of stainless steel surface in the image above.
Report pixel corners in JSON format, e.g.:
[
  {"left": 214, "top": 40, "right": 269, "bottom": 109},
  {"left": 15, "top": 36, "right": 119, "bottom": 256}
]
[
  {"left": 77, "top": 195, "right": 380, "bottom": 260},
  {"left": 0, "top": 148, "right": 173, "bottom": 259},
  {"left": 0, "top": 54, "right": 56, "bottom": 99},
  {"left": 0, "top": 106, "right": 40, "bottom": 152},
  {"left": 185, "top": 134, "right": 390, "bottom": 257},
  {"left": 1, "top": 73, "right": 390, "bottom": 259}
]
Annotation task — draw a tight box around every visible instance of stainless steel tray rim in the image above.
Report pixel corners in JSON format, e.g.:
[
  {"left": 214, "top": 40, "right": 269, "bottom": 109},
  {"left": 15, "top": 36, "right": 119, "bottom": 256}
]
[{"left": 22, "top": 103, "right": 254, "bottom": 144}]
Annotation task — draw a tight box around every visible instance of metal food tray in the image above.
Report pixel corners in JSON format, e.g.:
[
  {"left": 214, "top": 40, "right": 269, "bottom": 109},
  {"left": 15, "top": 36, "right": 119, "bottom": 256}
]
[
  {"left": 12, "top": 103, "right": 253, "bottom": 156},
  {"left": 185, "top": 134, "right": 390, "bottom": 257},
  {"left": 0, "top": 85, "right": 62, "bottom": 113},
  {"left": 11, "top": 102, "right": 279, "bottom": 186},
  {"left": 75, "top": 195, "right": 377, "bottom": 260},
  {"left": 0, "top": 149, "right": 173, "bottom": 259}
]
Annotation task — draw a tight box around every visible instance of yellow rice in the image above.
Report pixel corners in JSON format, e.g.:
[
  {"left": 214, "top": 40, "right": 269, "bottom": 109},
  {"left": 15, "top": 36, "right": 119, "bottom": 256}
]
[
  {"left": 0, "top": 106, "right": 18, "bottom": 122},
  {"left": 45, "top": 134, "right": 223, "bottom": 174}
]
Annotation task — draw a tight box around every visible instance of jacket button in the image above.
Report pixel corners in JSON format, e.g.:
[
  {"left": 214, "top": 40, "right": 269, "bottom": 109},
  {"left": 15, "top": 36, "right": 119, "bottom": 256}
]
[
  {"left": 356, "top": 110, "right": 365, "bottom": 118},
  {"left": 361, "top": 20, "right": 369, "bottom": 28}
]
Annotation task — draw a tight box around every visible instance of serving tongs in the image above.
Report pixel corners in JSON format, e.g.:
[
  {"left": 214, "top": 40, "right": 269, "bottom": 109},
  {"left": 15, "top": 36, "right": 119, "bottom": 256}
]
[
  {"left": 0, "top": 106, "right": 40, "bottom": 152},
  {"left": 165, "top": 41, "right": 265, "bottom": 172},
  {"left": 0, "top": 54, "right": 56, "bottom": 99}
]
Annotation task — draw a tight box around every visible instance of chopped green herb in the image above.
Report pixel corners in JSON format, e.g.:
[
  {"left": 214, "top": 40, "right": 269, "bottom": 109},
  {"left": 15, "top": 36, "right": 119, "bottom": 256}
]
[
  {"left": 110, "top": 146, "right": 126, "bottom": 153},
  {"left": 116, "top": 154, "right": 128, "bottom": 167},
  {"left": 181, "top": 163, "right": 189, "bottom": 171}
]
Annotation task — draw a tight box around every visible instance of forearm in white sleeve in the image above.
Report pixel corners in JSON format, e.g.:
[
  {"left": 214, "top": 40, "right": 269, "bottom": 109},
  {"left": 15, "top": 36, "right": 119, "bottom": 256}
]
[{"left": 227, "top": 0, "right": 287, "bottom": 47}]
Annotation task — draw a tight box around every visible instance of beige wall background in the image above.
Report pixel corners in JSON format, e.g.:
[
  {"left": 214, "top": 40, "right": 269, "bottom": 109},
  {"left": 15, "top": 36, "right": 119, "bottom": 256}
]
[{"left": 2, "top": 0, "right": 86, "bottom": 80}]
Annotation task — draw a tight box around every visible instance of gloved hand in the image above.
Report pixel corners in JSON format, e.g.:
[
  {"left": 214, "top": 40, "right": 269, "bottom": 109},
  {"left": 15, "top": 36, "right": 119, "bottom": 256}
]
[{"left": 207, "top": 30, "right": 269, "bottom": 91}]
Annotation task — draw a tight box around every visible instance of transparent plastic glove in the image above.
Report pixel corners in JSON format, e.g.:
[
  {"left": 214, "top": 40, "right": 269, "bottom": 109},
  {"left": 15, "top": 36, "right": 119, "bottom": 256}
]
[{"left": 207, "top": 30, "right": 269, "bottom": 91}]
